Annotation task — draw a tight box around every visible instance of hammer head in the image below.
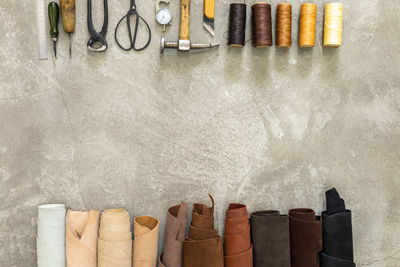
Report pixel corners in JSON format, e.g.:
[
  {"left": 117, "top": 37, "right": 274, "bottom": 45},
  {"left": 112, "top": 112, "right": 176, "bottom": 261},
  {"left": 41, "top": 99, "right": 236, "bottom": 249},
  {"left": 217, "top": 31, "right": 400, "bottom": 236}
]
[{"left": 160, "top": 37, "right": 219, "bottom": 53}]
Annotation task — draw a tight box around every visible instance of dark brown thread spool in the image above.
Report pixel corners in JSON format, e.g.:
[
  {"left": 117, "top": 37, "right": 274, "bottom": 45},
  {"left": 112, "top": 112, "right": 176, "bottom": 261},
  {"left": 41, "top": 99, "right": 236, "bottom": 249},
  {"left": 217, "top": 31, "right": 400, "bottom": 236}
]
[
  {"left": 228, "top": 3, "right": 247, "bottom": 47},
  {"left": 276, "top": 3, "right": 292, "bottom": 47},
  {"left": 252, "top": 2, "right": 272, "bottom": 48}
]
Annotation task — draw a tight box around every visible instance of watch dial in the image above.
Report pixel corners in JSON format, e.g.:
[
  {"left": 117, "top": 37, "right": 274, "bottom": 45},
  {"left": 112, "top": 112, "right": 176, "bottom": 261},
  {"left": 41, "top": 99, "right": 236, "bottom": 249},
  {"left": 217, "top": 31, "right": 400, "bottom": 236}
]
[{"left": 156, "top": 9, "right": 172, "bottom": 25}]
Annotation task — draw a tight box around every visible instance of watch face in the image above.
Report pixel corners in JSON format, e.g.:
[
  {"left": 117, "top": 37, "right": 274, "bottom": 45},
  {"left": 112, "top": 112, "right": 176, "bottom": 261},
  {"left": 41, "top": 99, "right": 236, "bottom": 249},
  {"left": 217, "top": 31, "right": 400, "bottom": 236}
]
[{"left": 156, "top": 8, "right": 172, "bottom": 25}]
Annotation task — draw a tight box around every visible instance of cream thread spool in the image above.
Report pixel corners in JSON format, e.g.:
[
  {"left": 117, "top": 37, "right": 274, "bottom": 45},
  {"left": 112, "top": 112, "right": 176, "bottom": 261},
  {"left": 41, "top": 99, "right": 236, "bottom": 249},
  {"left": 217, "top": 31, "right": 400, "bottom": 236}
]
[{"left": 323, "top": 2, "right": 343, "bottom": 47}]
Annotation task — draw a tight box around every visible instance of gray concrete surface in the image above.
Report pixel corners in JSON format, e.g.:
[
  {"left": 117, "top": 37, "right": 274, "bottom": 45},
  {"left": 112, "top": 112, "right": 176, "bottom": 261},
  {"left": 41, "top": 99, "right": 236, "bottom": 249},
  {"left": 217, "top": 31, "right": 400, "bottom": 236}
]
[{"left": 1, "top": 0, "right": 399, "bottom": 266}]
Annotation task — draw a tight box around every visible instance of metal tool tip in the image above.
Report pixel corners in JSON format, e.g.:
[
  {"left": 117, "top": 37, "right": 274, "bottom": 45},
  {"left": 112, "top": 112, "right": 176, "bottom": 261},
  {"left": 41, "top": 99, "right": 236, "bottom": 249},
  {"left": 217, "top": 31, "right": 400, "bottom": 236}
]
[{"left": 211, "top": 42, "right": 220, "bottom": 47}]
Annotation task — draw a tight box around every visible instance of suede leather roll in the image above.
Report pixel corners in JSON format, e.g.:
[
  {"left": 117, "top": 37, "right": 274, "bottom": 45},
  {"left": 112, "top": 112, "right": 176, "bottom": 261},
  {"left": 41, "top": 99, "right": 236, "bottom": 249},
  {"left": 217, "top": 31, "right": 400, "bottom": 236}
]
[
  {"left": 133, "top": 216, "right": 160, "bottom": 267},
  {"left": 224, "top": 204, "right": 253, "bottom": 267},
  {"left": 159, "top": 202, "right": 188, "bottom": 267},
  {"left": 321, "top": 188, "right": 356, "bottom": 267},
  {"left": 183, "top": 195, "right": 224, "bottom": 267},
  {"left": 289, "top": 208, "right": 322, "bottom": 267},
  {"left": 250, "top": 210, "right": 290, "bottom": 267},
  {"left": 66, "top": 210, "right": 99, "bottom": 267}
]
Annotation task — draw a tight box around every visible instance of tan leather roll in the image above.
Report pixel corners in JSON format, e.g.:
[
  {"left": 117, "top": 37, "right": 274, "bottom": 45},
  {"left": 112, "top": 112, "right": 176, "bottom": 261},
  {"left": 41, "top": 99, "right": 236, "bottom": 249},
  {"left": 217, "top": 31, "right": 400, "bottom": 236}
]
[
  {"left": 98, "top": 208, "right": 132, "bottom": 267},
  {"left": 133, "top": 216, "right": 160, "bottom": 267},
  {"left": 66, "top": 209, "right": 99, "bottom": 267},
  {"left": 159, "top": 202, "right": 188, "bottom": 267},
  {"left": 183, "top": 195, "right": 224, "bottom": 267}
]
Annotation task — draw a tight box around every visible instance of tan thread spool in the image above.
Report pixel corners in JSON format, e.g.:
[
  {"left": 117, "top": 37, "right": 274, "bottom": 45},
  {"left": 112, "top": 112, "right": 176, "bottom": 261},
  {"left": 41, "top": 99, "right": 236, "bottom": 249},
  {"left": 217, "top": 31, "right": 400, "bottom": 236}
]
[
  {"left": 299, "top": 3, "right": 317, "bottom": 47},
  {"left": 324, "top": 2, "right": 343, "bottom": 47},
  {"left": 276, "top": 3, "right": 292, "bottom": 48}
]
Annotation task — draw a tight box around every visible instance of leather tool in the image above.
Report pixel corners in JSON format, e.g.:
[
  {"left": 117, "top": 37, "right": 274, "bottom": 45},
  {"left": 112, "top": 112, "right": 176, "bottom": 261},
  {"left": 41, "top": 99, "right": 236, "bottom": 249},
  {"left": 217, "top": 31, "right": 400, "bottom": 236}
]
[
  {"left": 48, "top": 2, "right": 59, "bottom": 59},
  {"left": 87, "top": 0, "right": 108, "bottom": 52},
  {"left": 161, "top": 0, "right": 219, "bottom": 53},
  {"left": 321, "top": 188, "right": 356, "bottom": 267},
  {"left": 36, "top": 0, "right": 48, "bottom": 59},
  {"left": 159, "top": 202, "right": 188, "bottom": 267},
  {"left": 250, "top": 210, "right": 290, "bottom": 267},
  {"left": 289, "top": 208, "right": 322, "bottom": 267},
  {"left": 115, "top": 0, "right": 151, "bottom": 51},
  {"left": 203, "top": 0, "right": 215, "bottom": 37},
  {"left": 60, "top": 0, "right": 76, "bottom": 58},
  {"left": 224, "top": 204, "right": 253, "bottom": 267}
]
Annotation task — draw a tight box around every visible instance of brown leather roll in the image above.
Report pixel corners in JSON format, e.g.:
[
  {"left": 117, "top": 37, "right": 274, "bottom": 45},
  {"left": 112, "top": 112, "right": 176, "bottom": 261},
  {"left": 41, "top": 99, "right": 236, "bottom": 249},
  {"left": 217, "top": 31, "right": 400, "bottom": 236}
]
[
  {"left": 224, "top": 204, "right": 253, "bottom": 267},
  {"left": 182, "top": 195, "right": 224, "bottom": 267},
  {"left": 159, "top": 202, "right": 188, "bottom": 267},
  {"left": 133, "top": 216, "right": 160, "bottom": 267},
  {"left": 251, "top": 210, "right": 290, "bottom": 267},
  {"left": 289, "top": 208, "right": 322, "bottom": 267}
]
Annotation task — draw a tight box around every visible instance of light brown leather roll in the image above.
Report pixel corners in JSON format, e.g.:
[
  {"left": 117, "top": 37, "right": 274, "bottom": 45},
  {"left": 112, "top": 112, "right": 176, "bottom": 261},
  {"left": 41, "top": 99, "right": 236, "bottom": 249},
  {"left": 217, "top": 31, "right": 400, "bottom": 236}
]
[
  {"left": 159, "top": 202, "right": 188, "bottom": 267},
  {"left": 133, "top": 216, "right": 160, "bottom": 267},
  {"left": 98, "top": 208, "right": 132, "bottom": 267},
  {"left": 66, "top": 209, "right": 99, "bottom": 267},
  {"left": 183, "top": 195, "right": 224, "bottom": 267}
]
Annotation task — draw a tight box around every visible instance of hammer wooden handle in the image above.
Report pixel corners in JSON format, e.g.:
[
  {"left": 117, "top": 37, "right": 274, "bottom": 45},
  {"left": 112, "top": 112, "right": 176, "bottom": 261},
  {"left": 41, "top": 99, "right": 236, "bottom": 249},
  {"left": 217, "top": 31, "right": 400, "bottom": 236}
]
[
  {"left": 179, "top": 0, "right": 190, "bottom": 40},
  {"left": 60, "top": 0, "right": 75, "bottom": 33}
]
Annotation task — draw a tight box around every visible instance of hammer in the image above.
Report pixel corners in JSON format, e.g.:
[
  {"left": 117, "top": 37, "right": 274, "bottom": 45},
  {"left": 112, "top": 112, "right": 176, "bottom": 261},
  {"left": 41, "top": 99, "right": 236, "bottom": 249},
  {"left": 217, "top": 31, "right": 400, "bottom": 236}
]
[{"left": 160, "top": 0, "right": 219, "bottom": 53}]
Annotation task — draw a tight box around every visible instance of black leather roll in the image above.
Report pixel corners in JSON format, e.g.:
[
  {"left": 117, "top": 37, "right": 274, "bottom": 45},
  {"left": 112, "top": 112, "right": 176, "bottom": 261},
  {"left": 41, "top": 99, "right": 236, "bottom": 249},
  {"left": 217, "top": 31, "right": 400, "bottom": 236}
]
[{"left": 321, "top": 188, "right": 356, "bottom": 267}]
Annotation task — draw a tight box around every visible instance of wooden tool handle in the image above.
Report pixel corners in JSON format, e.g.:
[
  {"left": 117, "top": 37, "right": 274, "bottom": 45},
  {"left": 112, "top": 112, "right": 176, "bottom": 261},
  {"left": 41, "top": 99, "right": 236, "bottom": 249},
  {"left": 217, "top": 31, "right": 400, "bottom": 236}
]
[
  {"left": 179, "top": 0, "right": 190, "bottom": 40},
  {"left": 60, "top": 0, "right": 75, "bottom": 33},
  {"left": 204, "top": 0, "right": 215, "bottom": 19}
]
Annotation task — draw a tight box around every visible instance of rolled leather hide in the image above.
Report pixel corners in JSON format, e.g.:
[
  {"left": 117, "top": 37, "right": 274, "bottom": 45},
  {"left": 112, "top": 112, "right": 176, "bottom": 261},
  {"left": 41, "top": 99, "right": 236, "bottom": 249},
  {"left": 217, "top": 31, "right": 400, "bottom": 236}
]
[
  {"left": 133, "top": 216, "right": 160, "bottom": 267},
  {"left": 159, "top": 202, "right": 188, "bottom": 267},
  {"left": 320, "top": 188, "right": 356, "bottom": 267},
  {"left": 224, "top": 204, "right": 253, "bottom": 267},
  {"left": 98, "top": 208, "right": 132, "bottom": 267},
  {"left": 289, "top": 208, "right": 322, "bottom": 267},
  {"left": 250, "top": 210, "right": 290, "bottom": 267},
  {"left": 66, "top": 210, "right": 99, "bottom": 267},
  {"left": 182, "top": 195, "right": 224, "bottom": 267}
]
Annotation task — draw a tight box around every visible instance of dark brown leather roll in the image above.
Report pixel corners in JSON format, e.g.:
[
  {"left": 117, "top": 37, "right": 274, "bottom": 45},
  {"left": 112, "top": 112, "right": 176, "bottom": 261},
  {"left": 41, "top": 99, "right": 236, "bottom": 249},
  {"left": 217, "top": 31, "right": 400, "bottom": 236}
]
[
  {"left": 250, "top": 210, "right": 290, "bottom": 267},
  {"left": 159, "top": 202, "right": 188, "bottom": 267},
  {"left": 182, "top": 195, "right": 223, "bottom": 267},
  {"left": 289, "top": 208, "right": 323, "bottom": 267},
  {"left": 224, "top": 204, "right": 253, "bottom": 267}
]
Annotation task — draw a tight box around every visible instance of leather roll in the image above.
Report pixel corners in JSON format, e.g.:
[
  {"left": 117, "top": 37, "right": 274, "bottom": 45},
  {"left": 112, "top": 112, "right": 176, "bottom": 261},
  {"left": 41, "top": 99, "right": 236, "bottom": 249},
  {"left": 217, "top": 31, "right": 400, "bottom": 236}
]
[
  {"left": 66, "top": 210, "right": 99, "bottom": 267},
  {"left": 159, "top": 202, "right": 188, "bottom": 267},
  {"left": 289, "top": 208, "right": 322, "bottom": 267},
  {"left": 321, "top": 188, "right": 356, "bottom": 267},
  {"left": 133, "top": 216, "right": 160, "bottom": 267},
  {"left": 224, "top": 204, "right": 253, "bottom": 267},
  {"left": 98, "top": 208, "right": 132, "bottom": 267},
  {"left": 250, "top": 210, "right": 290, "bottom": 267},
  {"left": 183, "top": 195, "right": 224, "bottom": 267}
]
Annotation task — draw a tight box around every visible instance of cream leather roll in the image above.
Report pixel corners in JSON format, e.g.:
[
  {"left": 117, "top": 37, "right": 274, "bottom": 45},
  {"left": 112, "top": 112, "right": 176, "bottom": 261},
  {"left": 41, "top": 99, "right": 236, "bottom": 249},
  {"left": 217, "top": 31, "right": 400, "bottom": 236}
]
[
  {"left": 66, "top": 210, "right": 99, "bottom": 267},
  {"left": 133, "top": 216, "right": 160, "bottom": 267}
]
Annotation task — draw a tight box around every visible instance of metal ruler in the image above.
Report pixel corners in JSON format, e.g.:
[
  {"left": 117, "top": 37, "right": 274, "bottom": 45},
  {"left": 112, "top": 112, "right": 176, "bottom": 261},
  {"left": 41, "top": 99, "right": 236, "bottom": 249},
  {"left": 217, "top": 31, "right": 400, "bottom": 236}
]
[{"left": 36, "top": 0, "right": 48, "bottom": 60}]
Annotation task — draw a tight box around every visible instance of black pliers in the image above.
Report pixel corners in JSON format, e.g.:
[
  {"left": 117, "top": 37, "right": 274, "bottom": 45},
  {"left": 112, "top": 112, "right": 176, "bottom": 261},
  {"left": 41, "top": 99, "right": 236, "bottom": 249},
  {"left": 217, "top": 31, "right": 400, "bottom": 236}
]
[
  {"left": 87, "top": 0, "right": 108, "bottom": 52},
  {"left": 114, "top": 0, "right": 151, "bottom": 51}
]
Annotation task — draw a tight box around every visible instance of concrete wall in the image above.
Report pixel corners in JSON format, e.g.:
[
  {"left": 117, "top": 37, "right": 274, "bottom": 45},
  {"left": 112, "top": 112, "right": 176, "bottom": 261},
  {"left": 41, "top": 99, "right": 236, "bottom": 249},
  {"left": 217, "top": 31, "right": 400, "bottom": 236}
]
[{"left": 1, "top": 0, "right": 399, "bottom": 266}]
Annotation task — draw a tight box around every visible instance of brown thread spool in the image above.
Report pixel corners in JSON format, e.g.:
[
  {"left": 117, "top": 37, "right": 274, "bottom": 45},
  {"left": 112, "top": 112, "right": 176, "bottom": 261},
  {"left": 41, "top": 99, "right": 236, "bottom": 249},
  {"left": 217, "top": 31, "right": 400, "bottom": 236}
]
[
  {"left": 276, "top": 3, "right": 292, "bottom": 48},
  {"left": 228, "top": 3, "right": 247, "bottom": 47},
  {"left": 299, "top": 3, "right": 317, "bottom": 47},
  {"left": 252, "top": 2, "right": 272, "bottom": 48}
]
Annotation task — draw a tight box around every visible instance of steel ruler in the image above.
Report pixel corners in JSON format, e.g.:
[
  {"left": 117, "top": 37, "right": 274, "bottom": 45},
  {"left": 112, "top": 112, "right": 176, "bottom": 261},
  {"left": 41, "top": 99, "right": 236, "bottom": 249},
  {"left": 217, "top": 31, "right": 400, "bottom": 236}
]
[{"left": 36, "top": 0, "right": 48, "bottom": 60}]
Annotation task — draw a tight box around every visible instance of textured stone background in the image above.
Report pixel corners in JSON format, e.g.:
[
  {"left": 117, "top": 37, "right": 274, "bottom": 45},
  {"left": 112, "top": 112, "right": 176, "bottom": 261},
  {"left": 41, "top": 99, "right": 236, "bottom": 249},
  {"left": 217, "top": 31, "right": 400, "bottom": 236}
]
[{"left": 1, "top": 0, "right": 399, "bottom": 266}]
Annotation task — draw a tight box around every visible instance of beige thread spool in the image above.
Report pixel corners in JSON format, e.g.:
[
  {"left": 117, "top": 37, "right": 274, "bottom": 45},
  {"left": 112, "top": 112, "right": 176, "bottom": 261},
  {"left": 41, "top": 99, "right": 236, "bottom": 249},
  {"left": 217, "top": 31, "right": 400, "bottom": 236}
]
[
  {"left": 324, "top": 3, "right": 343, "bottom": 47},
  {"left": 299, "top": 3, "right": 317, "bottom": 47}
]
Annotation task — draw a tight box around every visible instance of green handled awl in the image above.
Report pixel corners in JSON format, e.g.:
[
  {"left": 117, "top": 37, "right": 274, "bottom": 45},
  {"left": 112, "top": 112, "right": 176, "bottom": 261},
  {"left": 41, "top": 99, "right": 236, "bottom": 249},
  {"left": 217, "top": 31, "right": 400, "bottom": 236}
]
[{"left": 48, "top": 2, "right": 60, "bottom": 59}]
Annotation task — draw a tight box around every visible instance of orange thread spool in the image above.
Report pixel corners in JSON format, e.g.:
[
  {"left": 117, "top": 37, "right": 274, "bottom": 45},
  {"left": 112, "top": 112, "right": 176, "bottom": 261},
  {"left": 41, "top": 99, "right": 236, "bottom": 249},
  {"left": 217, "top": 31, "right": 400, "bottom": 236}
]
[
  {"left": 299, "top": 3, "right": 317, "bottom": 47},
  {"left": 276, "top": 3, "right": 292, "bottom": 48}
]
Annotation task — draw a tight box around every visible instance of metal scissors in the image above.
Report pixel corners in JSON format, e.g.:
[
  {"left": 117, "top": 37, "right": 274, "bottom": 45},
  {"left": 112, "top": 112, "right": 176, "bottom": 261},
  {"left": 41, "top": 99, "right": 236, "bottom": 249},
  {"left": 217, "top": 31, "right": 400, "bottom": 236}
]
[
  {"left": 114, "top": 0, "right": 152, "bottom": 51},
  {"left": 87, "top": 0, "right": 108, "bottom": 52}
]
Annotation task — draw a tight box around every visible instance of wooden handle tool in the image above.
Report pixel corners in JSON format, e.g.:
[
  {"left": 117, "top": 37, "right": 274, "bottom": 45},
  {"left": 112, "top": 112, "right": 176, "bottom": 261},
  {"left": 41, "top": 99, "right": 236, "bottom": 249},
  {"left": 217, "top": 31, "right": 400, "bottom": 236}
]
[
  {"left": 60, "top": 0, "right": 76, "bottom": 57},
  {"left": 179, "top": 0, "right": 190, "bottom": 41}
]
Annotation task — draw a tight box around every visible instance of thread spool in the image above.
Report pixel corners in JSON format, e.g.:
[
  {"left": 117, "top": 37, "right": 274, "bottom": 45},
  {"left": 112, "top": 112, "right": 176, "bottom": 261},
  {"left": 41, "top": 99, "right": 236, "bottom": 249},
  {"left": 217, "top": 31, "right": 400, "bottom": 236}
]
[
  {"left": 228, "top": 3, "right": 247, "bottom": 47},
  {"left": 299, "top": 3, "right": 317, "bottom": 47},
  {"left": 252, "top": 2, "right": 272, "bottom": 48},
  {"left": 324, "top": 3, "right": 343, "bottom": 47},
  {"left": 276, "top": 3, "right": 292, "bottom": 48}
]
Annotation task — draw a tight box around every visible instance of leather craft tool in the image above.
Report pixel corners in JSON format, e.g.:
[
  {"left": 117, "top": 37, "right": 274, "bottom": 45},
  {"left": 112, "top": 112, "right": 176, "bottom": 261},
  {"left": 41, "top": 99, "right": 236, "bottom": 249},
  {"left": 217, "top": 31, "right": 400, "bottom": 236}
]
[
  {"left": 36, "top": 0, "right": 48, "bottom": 60},
  {"left": 155, "top": 0, "right": 172, "bottom": 32},
  {"left": 60, "top": 0, "right": 76, "bottom": 58},
  {"left": 87, "top": 0, "right": 108, "bottom": 52},
  {"left": 115, "top": 0, "right": 151, "bottom": 51},
  {"left": 161, "top": 0, "right": 219, "bottom": 53},
  {"left": 48, "top": 2, "right": 60, "bottom": 59},
  {"left": 203, "top": 0, "right": 215, "bottom": 37}
]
